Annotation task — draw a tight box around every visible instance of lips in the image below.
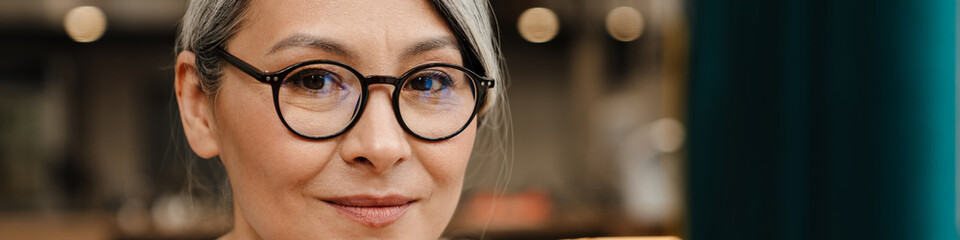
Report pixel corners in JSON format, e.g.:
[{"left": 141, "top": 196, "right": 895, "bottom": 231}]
[{"left": 322, "top": 195, "right": 416, "bottom": 227}]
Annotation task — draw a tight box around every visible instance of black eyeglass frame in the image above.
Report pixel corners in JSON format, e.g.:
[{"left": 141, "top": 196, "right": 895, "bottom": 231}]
[{"left": 210, "top": 47, "right": 495, "bottom": 141}]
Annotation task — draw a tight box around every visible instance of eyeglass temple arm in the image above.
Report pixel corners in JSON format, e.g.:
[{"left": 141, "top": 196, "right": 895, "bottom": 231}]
[{"left": 212, "top": 47, "right": 270, "bottom": 82}]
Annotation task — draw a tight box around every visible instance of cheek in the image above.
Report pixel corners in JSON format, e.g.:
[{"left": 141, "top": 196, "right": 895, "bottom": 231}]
[
  {"left": 413, "top": 119, "right": 477, "bottom": 223},
  {"left": 213, "top": 76, "right": 338, "bottom": 219},
  {"left": 417, "top": 120, "right": 476, "bottom": 187}
]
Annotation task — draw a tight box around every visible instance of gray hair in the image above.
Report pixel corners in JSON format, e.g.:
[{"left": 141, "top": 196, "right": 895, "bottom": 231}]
[
  {"left": 175, "top": 0, "right": 512, "bottom": 220},
  {"left": 175, "top": 0, "right": 249, "bottom": 96}
]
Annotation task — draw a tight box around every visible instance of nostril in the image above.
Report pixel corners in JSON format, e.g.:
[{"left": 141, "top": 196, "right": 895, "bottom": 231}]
[{"left": 351, "top": 157, "right": 373, "bottom": 167}]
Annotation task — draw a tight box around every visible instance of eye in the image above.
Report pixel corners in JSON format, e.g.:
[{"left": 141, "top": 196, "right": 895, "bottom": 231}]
[
  {"left": 406, "top": 71, "right": 452, "bottom": 92},
  {"left": 287, "top": 68, "right": 341, "bottom": 92}
]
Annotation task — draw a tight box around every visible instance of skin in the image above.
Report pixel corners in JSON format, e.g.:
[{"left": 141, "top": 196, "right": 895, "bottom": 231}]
[{"left": 174, "top": 0, "right": 476, "bottom": 239}]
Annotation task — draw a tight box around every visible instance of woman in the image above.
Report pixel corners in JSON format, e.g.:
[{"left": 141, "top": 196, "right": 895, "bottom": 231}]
[{"left": 173, "top": 0, "right": 507, "bottom": 239}]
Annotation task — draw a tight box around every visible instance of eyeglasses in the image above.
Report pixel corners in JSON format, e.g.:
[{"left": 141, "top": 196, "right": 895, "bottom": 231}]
[{"left": 211, "top": 47, "right": 495, "bottom": 141}]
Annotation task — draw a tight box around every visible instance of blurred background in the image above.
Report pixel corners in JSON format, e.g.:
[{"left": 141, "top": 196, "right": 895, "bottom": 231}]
[{"left": 0, "top": 0, "right": 955, "bottom": 239}]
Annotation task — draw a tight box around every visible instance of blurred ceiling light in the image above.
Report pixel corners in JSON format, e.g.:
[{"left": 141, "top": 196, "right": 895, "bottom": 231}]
[
  {"left": 605, "top": 6, "right": 644, "bottom": 42},
  {"left": 650, "top": 118, "right": 685, "bottom": 153},
  {"left": 517, "top": 7, "right": 559, "bottom": 43},
  {"left": 63, "top": 6, "right": 106, "bottom": 42}
]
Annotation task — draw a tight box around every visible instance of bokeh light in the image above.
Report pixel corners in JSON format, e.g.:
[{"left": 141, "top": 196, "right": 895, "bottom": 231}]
[
  {"left": 605, "top": 6, "right": 644, "bottom": 42},
  {"left": 517, "top": 7, "right": 560, "bottom": 43},
  {"left": 63, "top": 6, "right": 107, "bottom": 43}
]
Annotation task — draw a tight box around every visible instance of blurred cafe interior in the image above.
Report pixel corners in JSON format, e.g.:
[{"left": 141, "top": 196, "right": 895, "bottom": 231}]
[{"left": 0, "top": 0, "right": 956, "bottom": 239}]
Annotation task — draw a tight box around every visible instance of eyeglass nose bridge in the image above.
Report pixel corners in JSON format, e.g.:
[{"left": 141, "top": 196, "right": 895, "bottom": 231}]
[{"left": 362, "top": 75, "right": 401, "bottom": 86}]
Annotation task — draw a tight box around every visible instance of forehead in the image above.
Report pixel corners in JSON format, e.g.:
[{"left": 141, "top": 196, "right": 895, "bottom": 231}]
[{"left": 234, "top": 0, "right": 453, "bottom": 57}]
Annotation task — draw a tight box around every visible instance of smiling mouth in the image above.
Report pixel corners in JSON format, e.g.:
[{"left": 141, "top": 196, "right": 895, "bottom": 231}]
[{"left": 322, "top": 195, "right": 417, "bottom": 227}]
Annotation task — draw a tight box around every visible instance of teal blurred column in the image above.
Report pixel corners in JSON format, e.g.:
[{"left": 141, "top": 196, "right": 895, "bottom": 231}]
[{"left": 687, "top": 0, "right": 956, "bottom": 239}]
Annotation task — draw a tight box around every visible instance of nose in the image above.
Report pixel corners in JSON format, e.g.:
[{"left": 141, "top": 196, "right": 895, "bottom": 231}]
[{"left": 338, "top": 86, "right": 411, "bottom": 173}]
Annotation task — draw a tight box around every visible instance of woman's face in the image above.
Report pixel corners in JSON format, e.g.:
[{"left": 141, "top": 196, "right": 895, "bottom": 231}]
[{"left": 180, "top": 0, "right": 475, "bottom": 239}]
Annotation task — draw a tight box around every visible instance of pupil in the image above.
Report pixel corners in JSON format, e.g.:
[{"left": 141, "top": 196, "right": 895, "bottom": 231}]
[
  {"left": 303, "top": 75, "right": 325, "bottom": 90},
  {"left": 413, "top": 77, "right": 433, "bottom": 91}
]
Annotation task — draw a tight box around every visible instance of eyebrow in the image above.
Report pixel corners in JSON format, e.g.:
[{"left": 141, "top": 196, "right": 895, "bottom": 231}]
[
  {"left": 399, "top": 36, "right": 458, "bottom": 60},
  {"left": 268, "top": 33, "right": 458, "bottom": 61},
  {"left": 267, "top": 33, "right": 355, "bottom": 58}
]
